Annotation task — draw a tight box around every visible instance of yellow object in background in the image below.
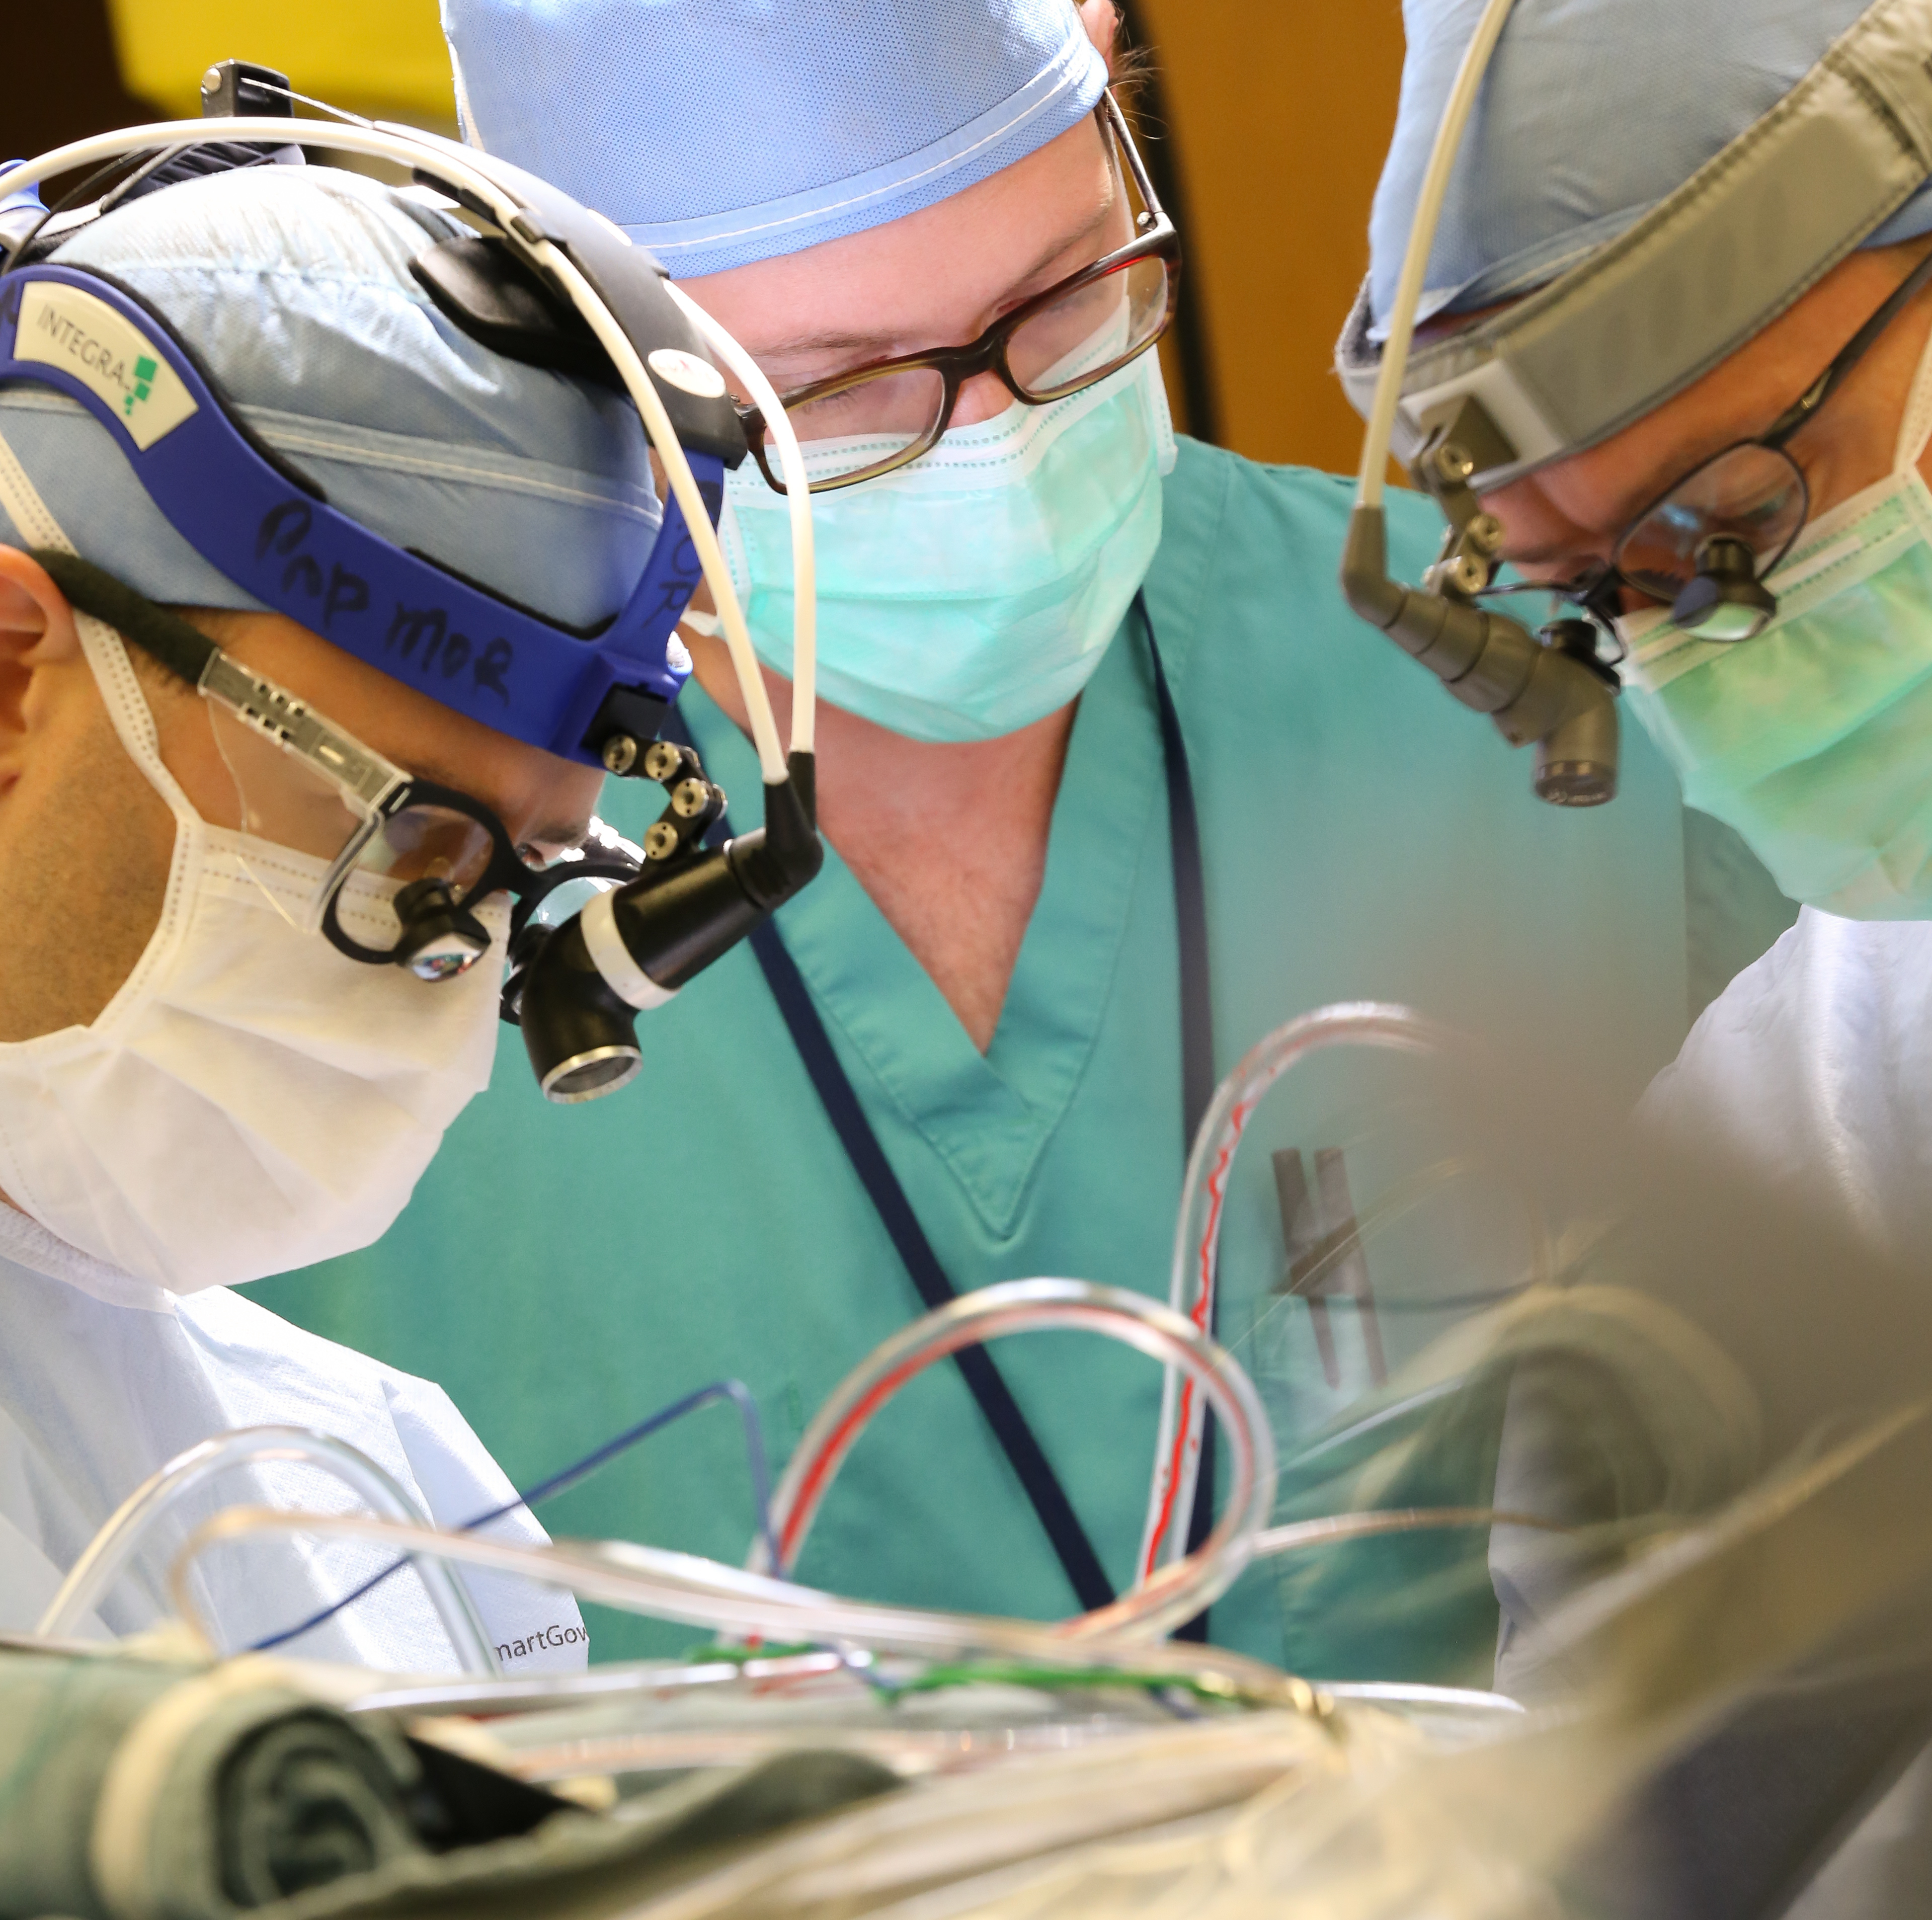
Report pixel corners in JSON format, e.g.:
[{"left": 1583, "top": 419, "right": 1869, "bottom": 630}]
[
  {"left": 101, "top": 0, "right": 1407, "bottom": 474},
  {"left": 106, "top": 0, "right": 455, "bottom": 127}
]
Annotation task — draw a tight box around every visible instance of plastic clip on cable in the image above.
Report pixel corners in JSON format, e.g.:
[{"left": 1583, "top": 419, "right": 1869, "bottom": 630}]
[
  {"left": 0, "top": 73, "right": 823, "bottom": 1100},
  {"left": 1337, "top": 0, "right": 1620, "bottom": 808}
]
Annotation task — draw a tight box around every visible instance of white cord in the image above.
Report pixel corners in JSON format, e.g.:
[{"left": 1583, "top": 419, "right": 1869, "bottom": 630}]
[
  {"left": 666, "top": 281, "right": 817, "bottom": 760},
  {"left": 0, "top": 119, "right": 790, "bottom": 784},
  {"left": 1355, "top": 0, "right": 1519, "bottom": 511},
  {"left": 532, "top": 247, "right": 786, "bottom": 782}
]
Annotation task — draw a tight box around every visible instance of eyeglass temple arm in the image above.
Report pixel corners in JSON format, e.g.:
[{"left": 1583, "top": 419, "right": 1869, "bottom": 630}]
[
  {"left": 34, "top": 549, "right": 219, "bottom": 685},
  {"left": 1101, "top": 90, "right": 1168, "bottom": 229},
  {"left": 36, "top": 546, "right": 406, "bottom": 818},
  {"left": 1766, "top": 246, "right": 1932, "bottom": 445}
]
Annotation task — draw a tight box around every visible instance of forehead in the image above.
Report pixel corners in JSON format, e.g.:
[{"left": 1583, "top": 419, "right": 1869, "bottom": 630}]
[{"left": 676, "top": 116, "right": 1115, "bottom": 359}]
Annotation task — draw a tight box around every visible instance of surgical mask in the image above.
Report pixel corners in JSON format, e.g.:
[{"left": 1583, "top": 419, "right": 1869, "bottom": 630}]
[
  {"left": 0, "top": 614, "right": 505, "bottom": 1294},
  {"left": 1619, "top": 332, "right": 1932, "bottom": 919},
  {"left": 719, "top": 353, "right": 1177, "bottom": 743}
]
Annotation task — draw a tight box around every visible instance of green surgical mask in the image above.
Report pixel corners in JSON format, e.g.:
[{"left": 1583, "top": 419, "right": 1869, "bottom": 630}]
[
  {"left": 719, "top": 355, "right": 1175, "bottom": 743},
  {"left": 1620, "top": 342, "right": 1932, "bottom": 919}
]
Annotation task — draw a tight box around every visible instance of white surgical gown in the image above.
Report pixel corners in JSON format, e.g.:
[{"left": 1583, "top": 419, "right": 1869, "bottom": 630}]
[
  {"left": 1646, "top": 905, "right": 1932, "bottom": 1257},
  {"left": 1642, "top": 904, "right": 1932, "bottom": 1914},
  {"left": 0, "top": 1199, "right": 586, "bottom": 1674}
]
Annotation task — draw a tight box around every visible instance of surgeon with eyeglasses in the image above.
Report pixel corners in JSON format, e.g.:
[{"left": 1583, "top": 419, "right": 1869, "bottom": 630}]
[
  {"left": 1335, "top": 0, "right": 1932, "bottom": 1902},
  {"left": 1344, "top": 0, "right": 1932, "bottom": 1293},
  {"left": 260, "top": 0, "right": 1744, "bottom": 1678}
]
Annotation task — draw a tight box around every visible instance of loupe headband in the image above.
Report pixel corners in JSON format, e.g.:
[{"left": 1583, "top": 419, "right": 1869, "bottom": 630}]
[
  {"left": 1336, "top": 0, "right": 1932, "bottom": 492},
  {"left": 0, "top": 115, "right": 748, "bottom": 770}
]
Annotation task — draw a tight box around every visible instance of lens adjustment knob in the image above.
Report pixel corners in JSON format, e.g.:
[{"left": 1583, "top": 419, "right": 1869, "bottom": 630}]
[
  {"left": 392, "top": 876, "right": 492, "bottom": 982},
  {"left": 1671, "top": 534, "right": 1779, "bottom": 643}
]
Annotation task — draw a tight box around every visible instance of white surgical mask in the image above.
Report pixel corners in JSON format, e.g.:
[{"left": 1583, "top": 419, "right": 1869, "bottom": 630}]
[
  {"left": 719, "top": 352, "right": 1177, "bottom": 742},
  {"left": 1620, "top": 332, "right": 1932, "bottom": 919},
  {"left": 0, "top": 609, "right": 505, "bottom": 1295}
]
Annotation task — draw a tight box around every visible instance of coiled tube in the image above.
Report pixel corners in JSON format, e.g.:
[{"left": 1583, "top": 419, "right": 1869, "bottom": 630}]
[
  {"left": 750, "top": 1278, "right": 1278, "bottom": 1643},
  {"left": 39, "top": 1424, "right": 498, "bottom": 1675},
  {"left": 1141, "top": 1004, "right": 1456, "bottom": 1580}
]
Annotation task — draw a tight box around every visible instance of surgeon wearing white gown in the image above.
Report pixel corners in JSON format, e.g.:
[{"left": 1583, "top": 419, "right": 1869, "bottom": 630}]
[
  {"left": 0, "top": 158, "right": 645, "bottom": 1669},
  {"left": 1356, "top": 0, "right": 1932, "bottom": 1903}
]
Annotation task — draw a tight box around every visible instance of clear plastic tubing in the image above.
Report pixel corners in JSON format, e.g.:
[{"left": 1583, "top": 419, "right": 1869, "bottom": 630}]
[
  {"left": 665, "top": 282, "right": 819, "bottom": 759},
  {"left": 170, "top": 1506, "right": 1314, "bottom": 1711},
  {"left": 1141, "top": 1003, "right": 1456, "bottom": 1581},
  {"left": 1251, "top": 1508, "right": 1566, "bottom": 1559},
  {"left": 751, "top": 1277, "right": 1278, "bottom": 1644},
  {"left": 40, "top": 1423, "right": 499, "bottom": 1675}
]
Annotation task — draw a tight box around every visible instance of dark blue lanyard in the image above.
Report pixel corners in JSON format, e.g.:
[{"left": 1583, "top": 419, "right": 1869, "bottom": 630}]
[{"left": 668, "top": 592, "right": 1216, "bottom": 1620}]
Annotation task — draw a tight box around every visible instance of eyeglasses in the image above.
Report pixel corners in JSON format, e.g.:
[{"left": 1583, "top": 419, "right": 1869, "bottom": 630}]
[
  {"left": 1570, "top": 247, "right": 1932, "bottom": 642},
  {"left": 44, "top": 556, "right": 641, "bottom": 980},
  {"left": 735, "top": 91, "right": 1180, "bottom": 494},
  {"left": 199, "top": 656, "right": 626, "bottom": 979},
  {"left": 204, "top": 650, "right": 654, "bottom": 980}
]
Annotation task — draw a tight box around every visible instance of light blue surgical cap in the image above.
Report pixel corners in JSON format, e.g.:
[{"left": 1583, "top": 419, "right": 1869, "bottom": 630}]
[
  {"left": 0, "top": 164, "right": 660, "bottom": 627},
  {"left": 441, "top": 0, "right": 1109, "bottom": 276},
  {"left": 1369, "top": 0, "right": 1932, "bottom": 333}
]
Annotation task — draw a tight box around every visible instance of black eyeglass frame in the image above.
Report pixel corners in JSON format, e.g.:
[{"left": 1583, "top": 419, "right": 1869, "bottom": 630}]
[
  {"left": 30, "top": 550, "right": 639, "bottom": 971},
  {"left": 1561, "top": 246, "right": 1932, "bottom": 629},
  {"left": 316, "top": 779, "right": 642, "bottom": 970},
  {"left": 736, "top": 90, "right": 1181, "bottom": 495}
]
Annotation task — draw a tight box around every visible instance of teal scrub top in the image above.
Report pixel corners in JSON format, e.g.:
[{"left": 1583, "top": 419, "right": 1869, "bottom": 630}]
[{"left": 255, "top": 440, "right": 1698, "bottom": 1679}]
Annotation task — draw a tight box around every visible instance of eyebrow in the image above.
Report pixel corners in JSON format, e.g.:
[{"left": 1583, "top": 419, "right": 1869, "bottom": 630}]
[{"left": 755, "top": 194, "right": 1120, "bottom": 363}]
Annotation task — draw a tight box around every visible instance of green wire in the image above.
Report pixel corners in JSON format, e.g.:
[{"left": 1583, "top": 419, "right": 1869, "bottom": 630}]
[
  {"left": 677, "top": 1640, "right": 827, "bottom": 1666},
  {"left": 676, "top": 1644, "right": 1249, "bottom": 1706},
  {"left": 878, "top": 1662, "right": 1243, "bottom": 1705}
]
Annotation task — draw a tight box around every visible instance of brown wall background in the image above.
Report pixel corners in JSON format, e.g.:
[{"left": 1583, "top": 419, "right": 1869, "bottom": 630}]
[
  {"left": 13, "top": 0, "right": 1408, "bottom": 478},
  {"left": 1134, "top": 1, "right": 1407, "bottom": 472}
]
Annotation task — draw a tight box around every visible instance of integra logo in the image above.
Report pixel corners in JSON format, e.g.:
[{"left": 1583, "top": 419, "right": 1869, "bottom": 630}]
[{"left": 14, "top": 281, "right": 198, "bottom": 450}]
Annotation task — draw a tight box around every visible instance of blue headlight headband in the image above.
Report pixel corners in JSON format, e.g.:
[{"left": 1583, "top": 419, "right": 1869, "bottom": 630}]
[
  {"left": 0, "top": 114, "right": 775, "bottom": 774},
  {"left": 0, "top": 262, "right": 715, "bottom": 761}
]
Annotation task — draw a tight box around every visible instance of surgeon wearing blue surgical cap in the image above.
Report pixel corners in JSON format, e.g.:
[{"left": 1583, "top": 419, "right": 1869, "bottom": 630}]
[
  {"left": 1357, "top": 0, "right": 1932, "bottom": 1340},
  {"left": 1351, "top": 2, "right": 1932, "bottom": 1906},
  {"left": 0, "top": 162, "right": 633, "bottom": 1667},
  {"left": 268, "top": 0, "right": 1714, "bottom": 1679}
]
